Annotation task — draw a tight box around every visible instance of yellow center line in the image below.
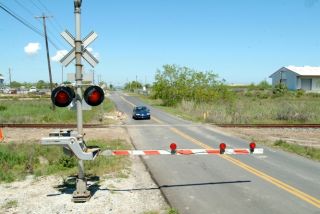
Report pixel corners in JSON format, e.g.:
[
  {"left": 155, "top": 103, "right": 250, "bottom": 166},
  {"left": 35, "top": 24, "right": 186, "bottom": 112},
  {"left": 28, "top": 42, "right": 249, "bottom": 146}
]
[{"left": 120, "top": 95, "right": 320, "bottom": 208}]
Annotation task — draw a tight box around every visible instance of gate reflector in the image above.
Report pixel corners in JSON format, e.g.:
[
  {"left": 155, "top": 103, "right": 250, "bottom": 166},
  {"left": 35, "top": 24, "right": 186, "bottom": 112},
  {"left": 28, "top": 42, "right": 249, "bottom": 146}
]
[
  {"left": 249, "top": 142, "right": 256, "bottom": 153},
  {"left": 170, "top": 143, "right": 177, "bottom": 154},
  {"left": 219, "top": 143, "right": 226, "bottom": 154}
]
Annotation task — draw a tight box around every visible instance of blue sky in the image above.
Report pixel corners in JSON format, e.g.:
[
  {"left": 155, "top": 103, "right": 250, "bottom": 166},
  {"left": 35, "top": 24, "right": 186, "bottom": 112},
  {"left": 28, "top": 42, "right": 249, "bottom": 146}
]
[{"left": 1, "top": 0, "right": 320, "bottom": 86}]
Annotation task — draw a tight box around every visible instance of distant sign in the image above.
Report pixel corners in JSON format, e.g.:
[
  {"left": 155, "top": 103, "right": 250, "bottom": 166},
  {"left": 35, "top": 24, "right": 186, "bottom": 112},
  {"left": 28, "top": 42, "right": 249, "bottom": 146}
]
[{"left": 67, "top": 72, "right": 94, "bottom": 82}]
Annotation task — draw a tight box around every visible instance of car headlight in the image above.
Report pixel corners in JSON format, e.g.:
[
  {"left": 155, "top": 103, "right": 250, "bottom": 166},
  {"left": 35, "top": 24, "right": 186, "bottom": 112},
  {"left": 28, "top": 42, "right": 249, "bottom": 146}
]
[{"left": 147, "top": 113, "right": 150, "bottom": 115}]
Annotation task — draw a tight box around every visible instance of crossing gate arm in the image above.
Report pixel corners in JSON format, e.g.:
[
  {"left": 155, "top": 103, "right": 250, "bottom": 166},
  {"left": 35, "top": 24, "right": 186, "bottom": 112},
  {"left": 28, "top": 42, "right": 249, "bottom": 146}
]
[
  {"left": 100, "top": 148, "right": 264, "bottom": 156},
  {"left": 41, "top": 136, "right": 100, "bottom": 160}
]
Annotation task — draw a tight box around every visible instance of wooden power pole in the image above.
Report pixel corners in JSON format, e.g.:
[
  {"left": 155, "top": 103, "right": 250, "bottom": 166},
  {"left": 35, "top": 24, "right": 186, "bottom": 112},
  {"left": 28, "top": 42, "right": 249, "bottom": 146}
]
[{"left": 35, "top": 14, "right": 55, "bottom": 110}]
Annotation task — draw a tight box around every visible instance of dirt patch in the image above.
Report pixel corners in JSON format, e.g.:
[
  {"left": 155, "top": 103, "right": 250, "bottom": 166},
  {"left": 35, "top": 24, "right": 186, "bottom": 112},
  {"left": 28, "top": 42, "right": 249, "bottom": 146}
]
[
  {"left": 0, "top": 127, "right": 169, "bottom": 213},
  {"left": 1, "top": 127, "right": 128, "bottom": 144},
  {"left": 213, "top": 127, "right": 320, "bottom": 148}
]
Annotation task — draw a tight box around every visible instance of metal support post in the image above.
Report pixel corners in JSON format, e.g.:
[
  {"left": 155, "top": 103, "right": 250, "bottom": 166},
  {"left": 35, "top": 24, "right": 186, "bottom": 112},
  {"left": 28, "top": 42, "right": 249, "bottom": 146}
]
[{"left": 72, "top": 0, "right": 90, "bottom": 202}]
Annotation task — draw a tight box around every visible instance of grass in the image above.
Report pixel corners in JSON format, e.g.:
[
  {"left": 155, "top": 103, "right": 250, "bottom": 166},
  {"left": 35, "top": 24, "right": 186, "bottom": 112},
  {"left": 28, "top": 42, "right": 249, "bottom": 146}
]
[
  {"left": 273, "top": 140, "right": 320, "bottom": 161},
  {"left": 0, "top": 97, "right": 115, "bottom": 124},
  {"left": 0, "top": 139, "right": 131, "bottom": 183},
  {"left": 142, "top": 208, "right": 179, "bottom": 214},
  {"left": 167, "top": 208, "right": 179, "bottom": 214},
  {"left": 137, "top": 93, "right": 320, "bottom": 161},
  {"left": 1, "top": 200, "right": 18, "bottom": 210},
  {"left": 139, "top": 93, "right": 320, "bottom": 124}
]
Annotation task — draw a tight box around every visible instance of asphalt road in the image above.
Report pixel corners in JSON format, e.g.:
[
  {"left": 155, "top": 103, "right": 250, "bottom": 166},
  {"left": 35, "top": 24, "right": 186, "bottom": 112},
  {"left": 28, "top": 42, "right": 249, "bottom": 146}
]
[{"left": 109, "top": 91, "right": 320, "bottom": 214}]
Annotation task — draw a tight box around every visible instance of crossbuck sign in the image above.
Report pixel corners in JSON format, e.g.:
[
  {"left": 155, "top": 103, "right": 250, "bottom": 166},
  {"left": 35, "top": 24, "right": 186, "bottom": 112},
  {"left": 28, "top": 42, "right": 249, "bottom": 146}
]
[{"left": 60, "top": 30, "right": 99, "bottom": 67}]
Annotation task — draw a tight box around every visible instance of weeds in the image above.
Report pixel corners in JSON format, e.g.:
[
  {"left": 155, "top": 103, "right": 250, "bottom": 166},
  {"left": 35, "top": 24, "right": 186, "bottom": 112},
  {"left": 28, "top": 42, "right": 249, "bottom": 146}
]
[
  {"left": 0, "top": 98, "right": 115, "bottom": 124},
  {"left": 0, "top": 139, "right": 131, "bottom": 183},
  {"left": 167, "top": 208, "right": 179, "bottom": 214},
  {"left": 143, "top": 94, "right": 320, "bottom": 124},
  {"left": 273, "top": 140, "right": 320, "bottom": 161},
  {"left": 1, "top": 200, "right": 18, "bottom": 209}
]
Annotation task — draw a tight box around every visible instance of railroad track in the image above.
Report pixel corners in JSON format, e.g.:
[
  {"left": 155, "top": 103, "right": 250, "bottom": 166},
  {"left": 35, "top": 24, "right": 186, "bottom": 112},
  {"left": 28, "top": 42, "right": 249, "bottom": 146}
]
[
  {"left": 215, "top": 124, "right": 320, "bottom": 128},
  {"left": 1, "top": 123, "right": 320, "bottom": 128},
  {"left": 0, "top": 123, "right": 104, "bottom": 128}
]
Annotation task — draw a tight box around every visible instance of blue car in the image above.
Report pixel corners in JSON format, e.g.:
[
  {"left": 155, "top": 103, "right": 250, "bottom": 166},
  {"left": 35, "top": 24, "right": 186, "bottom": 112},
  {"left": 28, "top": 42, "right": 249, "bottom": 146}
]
[{"left": 132, "top": 106, "right": 151, "bottom": 120}]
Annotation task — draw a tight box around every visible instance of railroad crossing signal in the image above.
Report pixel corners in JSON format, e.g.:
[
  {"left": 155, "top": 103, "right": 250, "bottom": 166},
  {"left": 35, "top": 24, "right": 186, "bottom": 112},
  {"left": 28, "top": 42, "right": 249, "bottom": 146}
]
[
  {"left": 60, "top": 30, "right": 99, "bottom": 67},
  {"left": 51, "top": 86, "right": 75, "bottom": 107},
  {"left": 51, "top": 85, "right": 104, "bottom": 108}
]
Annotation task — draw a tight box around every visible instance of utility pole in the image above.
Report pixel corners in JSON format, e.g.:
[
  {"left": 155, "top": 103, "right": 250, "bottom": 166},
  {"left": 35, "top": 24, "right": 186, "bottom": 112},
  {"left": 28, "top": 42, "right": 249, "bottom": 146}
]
[
  {"left": 8, "top": 68, "right": 11, "bottom": 87},
  {"left": 35, "top": 14, "right": 55, "bottom": 110}
]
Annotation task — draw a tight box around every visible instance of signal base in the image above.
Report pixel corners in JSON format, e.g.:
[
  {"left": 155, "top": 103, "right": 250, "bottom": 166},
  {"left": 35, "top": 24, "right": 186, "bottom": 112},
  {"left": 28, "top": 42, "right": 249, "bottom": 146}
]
[{"left": 72, "top": 178, "right": 91, "bottom": 203}]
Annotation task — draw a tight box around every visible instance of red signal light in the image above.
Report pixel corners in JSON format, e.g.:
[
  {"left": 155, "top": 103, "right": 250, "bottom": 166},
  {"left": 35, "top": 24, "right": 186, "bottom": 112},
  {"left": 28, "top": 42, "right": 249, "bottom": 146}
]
[
  {"left": 83, "top": 86, "right": 104, "bottom": 106},
  {"left": 170, "top": 143, "right": 177, "bottom": 154},
  {"left": 219, "top": 143, "right": 226, "bottom": 154},
  {"left": 249, "top": 142, "right": 256, "bottom": 153},
  {"left": 51, "top": 86, "right": 75, "bottom": 107}
]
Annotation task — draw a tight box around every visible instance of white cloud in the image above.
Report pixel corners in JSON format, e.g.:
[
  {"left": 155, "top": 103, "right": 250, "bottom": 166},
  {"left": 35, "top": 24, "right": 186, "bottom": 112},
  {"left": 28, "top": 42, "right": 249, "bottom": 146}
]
[
  {"left": 86, "top": 47, "right": 100, "bottom": 60},
  {"left": 24, "top": 43, "right": 41, "bottom": 55},
  {"left": 93, "top": 52, "right": 100, "bottom": 59},
  {"left": 51, "top": 50, "right": 68, "bottom": 62}
]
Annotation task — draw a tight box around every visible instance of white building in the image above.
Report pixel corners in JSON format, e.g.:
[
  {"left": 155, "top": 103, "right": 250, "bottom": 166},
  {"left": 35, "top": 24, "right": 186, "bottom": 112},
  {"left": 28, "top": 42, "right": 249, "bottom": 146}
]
[
  {"left": 0, "top": 74, "right": 4, "bottom": 87},
  {"left": 269, "top": 66, "right": 320, "bottom": 91}
]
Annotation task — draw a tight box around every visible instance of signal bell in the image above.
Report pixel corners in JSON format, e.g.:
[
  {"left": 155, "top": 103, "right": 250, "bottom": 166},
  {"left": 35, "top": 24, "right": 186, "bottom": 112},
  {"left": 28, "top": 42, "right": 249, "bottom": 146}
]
[
  {"left": 83, "top": 86, "right": 105, "bottom": 106},
  {"left": 51, "top": 86, "right": 75, "bottom": 107}
]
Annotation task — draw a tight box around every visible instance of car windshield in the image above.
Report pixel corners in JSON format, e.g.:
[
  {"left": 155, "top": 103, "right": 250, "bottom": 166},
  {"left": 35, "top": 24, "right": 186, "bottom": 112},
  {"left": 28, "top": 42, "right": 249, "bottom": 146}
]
[{"left": 135, "top": 106, "right": 148, "bottom": 111}]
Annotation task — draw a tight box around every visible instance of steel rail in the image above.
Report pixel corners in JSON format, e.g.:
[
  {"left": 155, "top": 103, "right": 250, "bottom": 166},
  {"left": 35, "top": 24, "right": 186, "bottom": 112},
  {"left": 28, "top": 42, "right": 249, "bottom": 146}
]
[
  {"left": 1, "top": 123, "right": 320, "bottom": 128},
  {"left": 0, "top": 123, "right": 104, "bottom": 128},
  {"left": 214, "top": 124, "right": 320, "bottom": 128}
]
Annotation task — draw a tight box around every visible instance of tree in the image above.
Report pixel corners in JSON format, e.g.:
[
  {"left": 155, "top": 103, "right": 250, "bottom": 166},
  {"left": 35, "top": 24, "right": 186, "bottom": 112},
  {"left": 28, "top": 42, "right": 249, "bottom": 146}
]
[
  {"left": 36, "top": 80, "right": 50, "bottom": 89},
  {"left": 152, "top": 64, "right": 231, "bottom": 106},
  {"left": 10, "top": 81, "right": 22, "bottom": 88},
  {"left": 124, "top": 81, "right": 142, "bottom": 92},
  {"left": 257, "top": 80, "right": 271, "bottom": 90}
]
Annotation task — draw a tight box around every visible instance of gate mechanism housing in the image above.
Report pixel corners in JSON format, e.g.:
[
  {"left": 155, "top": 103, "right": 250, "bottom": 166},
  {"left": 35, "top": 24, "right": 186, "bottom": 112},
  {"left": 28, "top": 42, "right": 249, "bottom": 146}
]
[{"left": 41, "top": 129, "right": 100, "bottom": 160}]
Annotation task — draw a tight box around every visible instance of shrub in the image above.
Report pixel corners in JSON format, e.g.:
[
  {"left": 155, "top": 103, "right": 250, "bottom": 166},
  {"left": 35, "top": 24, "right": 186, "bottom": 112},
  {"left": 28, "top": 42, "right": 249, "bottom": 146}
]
[
  {"left": 295, "top": 89, "right": 305, "bottom": 98},
  {"left": 257, "top": 80, "right": 272, "bottom": 90},
  {"left": 273, "top": 83, "right": 288, "bottom": 96},
  {"left": 0, "top": 105, "right": 7, "bottom": 111},
  {"left": 274, "top": 140, "right": 286, "bottom": 146},
  {"left": 307, "top": 92, "right": 320, "bottom": 98}
]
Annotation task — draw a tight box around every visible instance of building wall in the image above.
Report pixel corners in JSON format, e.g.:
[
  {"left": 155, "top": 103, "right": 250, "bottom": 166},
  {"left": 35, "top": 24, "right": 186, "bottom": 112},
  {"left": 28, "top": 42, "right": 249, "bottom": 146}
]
[
  {"left": 285, "top": 71, "right": 298, "bottom": 90},
  {"left": 271, "top": 71, "right": 281, "bottom": 86},
  {"left": 312, "top": 78, "right": 320, "bottom": 91},
  {"left": 271, "top": 68, "right": 320, "bottom": 91},
  {"left": 297, "top": 77, "right": 320, "bottom": 91},
  {"left": 271, "top": 69, "right": 297, "bottom": 90}
]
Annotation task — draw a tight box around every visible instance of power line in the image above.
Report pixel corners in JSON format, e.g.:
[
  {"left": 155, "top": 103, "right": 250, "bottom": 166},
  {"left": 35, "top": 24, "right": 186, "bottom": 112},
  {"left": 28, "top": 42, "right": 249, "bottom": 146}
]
[
  {"left": 0, "top": 3, "right": 43, "bottom": 37},
  {"left": 31, "top": 0, "right": 65, "bottom": 32},
  {"left": 35, "top": 0, "right": 65, "bottom": 32},
  {"left": 36, "top": 14, "right": 55, "bottom": 110},
  {"left": 35, "top": 0, "right": 50, "bottom": 13},
  {"left": 30, "top": 0, "right": 43, "bottom": 13},
  {"left": 14, "top": 0, "right": 34, "bottom": 17},
  {"left": 13, "top": 0, "right": 66, "bottom": 49},
  {"left": 0, "top": 2, "right": 61, "bottom": 50},
  {"left": 30, "top": 0, "right": 68, "bottom": 50}
]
